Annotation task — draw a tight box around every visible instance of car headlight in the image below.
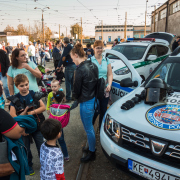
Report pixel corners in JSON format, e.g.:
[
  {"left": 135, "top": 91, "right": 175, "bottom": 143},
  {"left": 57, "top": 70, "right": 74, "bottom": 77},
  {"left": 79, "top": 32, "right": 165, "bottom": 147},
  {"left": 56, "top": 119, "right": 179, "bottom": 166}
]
[
  {"left": 114, "top": 67, "right": 130, "bottom": 75},
  {"left": 104, "top": 114, "right": 120, "bottom": 143}
]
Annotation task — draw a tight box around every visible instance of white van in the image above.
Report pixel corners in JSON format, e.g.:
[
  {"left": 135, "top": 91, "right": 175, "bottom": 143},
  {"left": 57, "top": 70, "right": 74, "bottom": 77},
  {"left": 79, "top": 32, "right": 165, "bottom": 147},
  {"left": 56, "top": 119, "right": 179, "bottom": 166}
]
[
  {"left": 107, "top": 32, "right": 175, "bottom": 103},
  {"left": 100, "top": 48, "right": 180, "bottom": 180}
]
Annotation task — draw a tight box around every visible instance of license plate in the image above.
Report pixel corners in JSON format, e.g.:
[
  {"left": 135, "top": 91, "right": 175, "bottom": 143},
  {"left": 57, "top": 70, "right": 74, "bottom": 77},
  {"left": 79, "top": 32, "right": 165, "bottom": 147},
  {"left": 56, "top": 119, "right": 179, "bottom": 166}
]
[{"left": 128, "top": 159, "right": 180, "bottom": 180}]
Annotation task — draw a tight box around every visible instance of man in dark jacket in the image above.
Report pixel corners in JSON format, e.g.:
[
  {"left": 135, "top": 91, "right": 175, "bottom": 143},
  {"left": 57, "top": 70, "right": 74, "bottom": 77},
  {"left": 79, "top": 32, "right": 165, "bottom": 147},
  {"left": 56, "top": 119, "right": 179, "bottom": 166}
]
[
  {"left": 57, "top": 37, "right": 76, "bottom": 102},
  {"left": 172, "top": 36, "right": 180, "bottom": 51}
]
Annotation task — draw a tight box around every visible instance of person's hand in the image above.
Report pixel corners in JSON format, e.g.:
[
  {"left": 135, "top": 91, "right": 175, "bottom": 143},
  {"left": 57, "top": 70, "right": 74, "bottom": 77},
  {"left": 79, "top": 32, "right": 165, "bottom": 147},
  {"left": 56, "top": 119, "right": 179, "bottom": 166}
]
[
  {"left": 106, "top": 85, "right": 111, "bottom": 92},
  {"left": 59, "top": 51, "right": 62, "bottom": 54},
  {"left": 47, "top": 110, "right": 50, "bottom": 115},
  {"left": 20, "top": 106, "right": 29, "bottom": 116},
  {"left": 56, "top": 67, "right": 61, "bottom": 72},
  {"left": 21, "top": 63, "right": 30, "bottom": 70},
  {"left": 22, "top": 131, "right": 29, "bottom": 136}
]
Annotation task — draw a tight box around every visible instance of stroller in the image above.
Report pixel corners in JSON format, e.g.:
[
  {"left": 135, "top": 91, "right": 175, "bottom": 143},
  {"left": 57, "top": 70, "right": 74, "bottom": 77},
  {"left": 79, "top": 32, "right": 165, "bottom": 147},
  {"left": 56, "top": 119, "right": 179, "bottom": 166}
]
[{"left": 37, "top": 65, "right": 56, "bottom": 102}]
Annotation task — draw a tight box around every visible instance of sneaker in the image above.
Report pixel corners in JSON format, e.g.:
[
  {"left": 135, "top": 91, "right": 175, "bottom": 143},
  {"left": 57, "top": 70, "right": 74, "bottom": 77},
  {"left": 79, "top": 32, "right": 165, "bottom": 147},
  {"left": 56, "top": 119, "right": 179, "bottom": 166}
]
[
  {"left": 64, "top": 157, "right": 70, "bottom": 162},
  {"left": 29, "top": 166, "right": 35, "bottom": 176}
]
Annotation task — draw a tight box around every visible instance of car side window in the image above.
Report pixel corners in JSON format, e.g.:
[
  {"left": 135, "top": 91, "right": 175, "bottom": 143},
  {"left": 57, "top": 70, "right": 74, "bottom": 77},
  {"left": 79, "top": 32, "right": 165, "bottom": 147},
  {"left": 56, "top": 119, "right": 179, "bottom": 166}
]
[
  {"left": 147, "top": 46, "right": 158, "bottom": 57},
  {"left": 157, "top": 45, "right": 169, "bottom": 57}
]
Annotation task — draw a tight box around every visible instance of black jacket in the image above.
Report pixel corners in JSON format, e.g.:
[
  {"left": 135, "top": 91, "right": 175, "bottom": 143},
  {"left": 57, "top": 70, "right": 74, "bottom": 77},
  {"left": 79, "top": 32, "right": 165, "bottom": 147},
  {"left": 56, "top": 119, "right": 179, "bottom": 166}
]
[
  {"left": 172, "top": 40, "right": 179, "bottom": 51},
  {"left": 73, "top": 60, "right": 98, "bottom": 103},
  {"left": 52, "top": 47, "right": 61, "bottom": 61},
  {"left": 58, "top": 43, "right": 75, "bottom": 67},
  {"left": 0, "top": 50, "right": 10, "bottom": 77}
]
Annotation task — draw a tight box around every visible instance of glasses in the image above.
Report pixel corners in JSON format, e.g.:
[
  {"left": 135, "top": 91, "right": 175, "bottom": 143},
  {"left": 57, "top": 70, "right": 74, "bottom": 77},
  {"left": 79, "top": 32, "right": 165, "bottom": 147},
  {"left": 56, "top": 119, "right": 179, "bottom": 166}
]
[
  {"left": 95, "top": 47, "right": 103, "bottom": 50},
  {"left": 19, "top": 54, "right": 27, "bottom": 57}
]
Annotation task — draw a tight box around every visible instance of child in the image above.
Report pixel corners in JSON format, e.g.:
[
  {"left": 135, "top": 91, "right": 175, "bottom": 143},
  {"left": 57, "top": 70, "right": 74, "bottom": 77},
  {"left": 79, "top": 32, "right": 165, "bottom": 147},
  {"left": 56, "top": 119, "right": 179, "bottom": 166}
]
[
  {"left": 40, "top": 118, "right": 65, "bottom": 180},
  {"left": 47, "top": 87, "right": 69, "bottom": 162},
  {"left": 87, "top": 49, "right": 92, "bottom": 58},
  {"left": 35, "top": 48, "right": 39, "bottom": 65},
  {"left": 47, "top": 80, "right": 64, "bottom": 115},
  {"left": 0, "top": 81, "right": 5, "bottom": 109},
  {"left": 0, "top": 80, "right": 10, "bottom": 109},
  {"left": 9, "top": 74, "right": 46, "bottom": 175}
]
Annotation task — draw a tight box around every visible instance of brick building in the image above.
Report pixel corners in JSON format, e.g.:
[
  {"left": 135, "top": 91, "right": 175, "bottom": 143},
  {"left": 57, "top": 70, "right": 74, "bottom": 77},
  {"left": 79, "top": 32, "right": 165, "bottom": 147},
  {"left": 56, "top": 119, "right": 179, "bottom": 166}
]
[{"left": 151, "top": 0, "right": 180, "bottom": 35}]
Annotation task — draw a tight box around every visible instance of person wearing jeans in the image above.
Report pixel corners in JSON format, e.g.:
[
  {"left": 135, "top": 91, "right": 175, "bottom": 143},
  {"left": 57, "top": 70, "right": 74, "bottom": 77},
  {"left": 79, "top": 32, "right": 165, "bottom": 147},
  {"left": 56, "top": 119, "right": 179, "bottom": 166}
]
[
  {"left": 22, "top": 130, "right": 44, "bottom": 171},
  {"left": 80, "top": 97, "right": 96, "bottom": 152},
  {"left": 65, "top": 64, "right": 76, "bottom": 101},
  {"left": 57, "top": 129, "right": 69, "bottom": 161},
  {"left": 57, "top": 37, "right": 76, "bottom": 103},
  {"left": 70, "top": 43, "right": 98, "bottom": 163}
]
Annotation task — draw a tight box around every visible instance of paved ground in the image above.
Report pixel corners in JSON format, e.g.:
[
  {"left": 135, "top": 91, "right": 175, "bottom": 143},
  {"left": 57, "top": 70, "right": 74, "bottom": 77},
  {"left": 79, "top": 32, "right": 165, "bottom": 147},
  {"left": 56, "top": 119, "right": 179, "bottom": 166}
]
[{"left": 25, "top": 53, "right": 137, "bottom": 180}]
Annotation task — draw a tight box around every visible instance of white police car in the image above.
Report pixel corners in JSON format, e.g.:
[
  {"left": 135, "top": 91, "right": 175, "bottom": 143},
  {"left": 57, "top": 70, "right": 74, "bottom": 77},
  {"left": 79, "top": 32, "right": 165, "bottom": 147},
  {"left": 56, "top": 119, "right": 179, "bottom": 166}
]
[
  {"left": 100, "top": 47, "right": 180, "bottom": 180},
  {"left": 106, "top": 32, "right": 175, "bottom": 103}
]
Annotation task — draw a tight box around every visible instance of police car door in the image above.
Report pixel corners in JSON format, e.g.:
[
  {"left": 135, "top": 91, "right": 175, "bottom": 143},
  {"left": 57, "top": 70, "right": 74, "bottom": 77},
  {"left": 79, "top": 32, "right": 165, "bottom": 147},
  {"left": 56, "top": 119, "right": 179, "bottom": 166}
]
[{"left": 105, "top": 49, "right": 142, "bottom": 103}]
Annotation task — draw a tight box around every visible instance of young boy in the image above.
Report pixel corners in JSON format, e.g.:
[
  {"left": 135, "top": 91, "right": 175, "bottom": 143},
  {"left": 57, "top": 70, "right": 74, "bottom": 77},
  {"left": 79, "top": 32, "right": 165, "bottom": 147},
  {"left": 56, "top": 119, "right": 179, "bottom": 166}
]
[
  {"left": 46, "top": 79, "right": 64, "bottom": 115},
  {"left": 87, "top": 49, "right": 92, "bottom": 58},
  {"left": 9, "top": 74, "right": 46, "bottom": 175},
  {"left": 40, "top": 118, "right": 65, "bottom": 180}
]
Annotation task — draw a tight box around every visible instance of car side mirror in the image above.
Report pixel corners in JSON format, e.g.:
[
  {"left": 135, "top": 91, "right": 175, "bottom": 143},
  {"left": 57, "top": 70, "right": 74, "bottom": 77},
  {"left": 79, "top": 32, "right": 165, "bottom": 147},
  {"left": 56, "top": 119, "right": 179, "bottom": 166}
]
[
  {"left": 147, "top": 55, "right": 157, "bottom": 61},
  {"left": 120, "top": 78, "right": 138, "bottom": 87}
]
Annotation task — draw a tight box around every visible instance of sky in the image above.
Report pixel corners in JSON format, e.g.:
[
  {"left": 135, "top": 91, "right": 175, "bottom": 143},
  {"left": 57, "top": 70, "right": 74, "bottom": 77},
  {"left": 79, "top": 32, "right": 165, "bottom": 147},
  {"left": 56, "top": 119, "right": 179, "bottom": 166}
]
[{"left": 0, "top": 0, "right": 167, "bottom": 36}]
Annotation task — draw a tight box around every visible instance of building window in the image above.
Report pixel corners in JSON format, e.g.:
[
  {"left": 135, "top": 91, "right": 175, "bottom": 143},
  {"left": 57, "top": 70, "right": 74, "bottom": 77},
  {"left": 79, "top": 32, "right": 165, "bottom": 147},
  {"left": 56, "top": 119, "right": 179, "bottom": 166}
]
[
  {"left": 173, "top": 0, "right": 180, "bottom": 13},
  {"left": 121, "top": 29, "right": 123, "bottom": 31},
  {"left": 160, "top": 8, "right": 167, "bottom": 19},
  {"left": 155, "top": 13, "right": 158, "bottom": 22}
]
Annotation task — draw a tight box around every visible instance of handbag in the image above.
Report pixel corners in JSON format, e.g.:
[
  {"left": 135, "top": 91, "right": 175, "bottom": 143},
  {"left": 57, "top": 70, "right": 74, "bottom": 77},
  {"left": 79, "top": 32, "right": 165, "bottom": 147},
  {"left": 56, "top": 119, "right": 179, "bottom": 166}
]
[{"left": 0, "top": 135, "right": 15, "bottom": 177}]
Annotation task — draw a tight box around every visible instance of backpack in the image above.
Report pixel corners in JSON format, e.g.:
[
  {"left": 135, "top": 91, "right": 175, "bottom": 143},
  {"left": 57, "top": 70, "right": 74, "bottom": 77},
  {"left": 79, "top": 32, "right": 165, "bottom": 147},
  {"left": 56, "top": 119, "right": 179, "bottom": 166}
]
[
  {"left": 89, "top": 57, "right": 107, "bottom": 99},
  {"left": 49, "top": 104, "right": 70, "bottom": 128}
]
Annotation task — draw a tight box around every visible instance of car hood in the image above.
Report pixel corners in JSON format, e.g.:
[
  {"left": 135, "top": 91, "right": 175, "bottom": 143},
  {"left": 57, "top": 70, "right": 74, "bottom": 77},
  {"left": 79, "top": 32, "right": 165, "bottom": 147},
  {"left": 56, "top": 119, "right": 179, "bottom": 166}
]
[{"left": 107, "top": 87, "right": 180, "bottom": 142}]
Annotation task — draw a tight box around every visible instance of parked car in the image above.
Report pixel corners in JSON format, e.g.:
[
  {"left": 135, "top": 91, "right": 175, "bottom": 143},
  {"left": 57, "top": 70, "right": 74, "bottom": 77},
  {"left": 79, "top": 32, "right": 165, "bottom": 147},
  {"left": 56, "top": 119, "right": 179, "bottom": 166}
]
[
  {"left": 107, "top": 32, "right": 175, "bottom": 103},
  {"left": 100, "top": 47, "right": 180, "bottom": 180}
]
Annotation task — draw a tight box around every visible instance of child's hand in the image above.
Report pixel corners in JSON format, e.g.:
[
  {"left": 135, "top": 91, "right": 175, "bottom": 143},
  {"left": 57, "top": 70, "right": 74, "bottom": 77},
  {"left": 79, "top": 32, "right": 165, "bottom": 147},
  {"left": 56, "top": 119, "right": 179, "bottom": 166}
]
[
  {"left": 20, "top": 106, "right": 29, "bottom": 115},
  {"left": 47, "top": 110, "right": 50, "bottom": 115}
]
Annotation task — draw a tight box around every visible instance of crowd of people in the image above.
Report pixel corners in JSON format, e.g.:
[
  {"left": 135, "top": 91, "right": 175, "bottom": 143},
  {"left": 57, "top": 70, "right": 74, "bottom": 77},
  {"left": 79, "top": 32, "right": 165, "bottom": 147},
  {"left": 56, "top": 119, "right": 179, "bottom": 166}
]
[{"left": 0, "top": 37, "right": 113, "bottom": 180}]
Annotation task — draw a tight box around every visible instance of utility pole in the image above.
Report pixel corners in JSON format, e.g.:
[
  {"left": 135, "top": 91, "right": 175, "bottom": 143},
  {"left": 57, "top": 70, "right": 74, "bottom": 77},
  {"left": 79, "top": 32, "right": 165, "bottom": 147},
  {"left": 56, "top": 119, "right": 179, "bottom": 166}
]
[
  {"left": 59, "top": 24, "right": 60, "bottom": 39},
  {"left": 34, "top": 7, "right": 50, "bottom": 45},
  {"left": 81, "top": 17, "right": 82, "bottom": 44},
  {"left": 42, "top": 12, "right": 45, "bottom": 45},
  {"left": 101, "top": 20, "right": 103, "bottom": 41},
  {"left": 144, "top": 0, "right": 148, "bottom": 36},
  {"left": 154, "top": 6, "right": 156, "bottom": 32},
  {"left": 124, "top": 12, "right": 127, "bottom": 39}
]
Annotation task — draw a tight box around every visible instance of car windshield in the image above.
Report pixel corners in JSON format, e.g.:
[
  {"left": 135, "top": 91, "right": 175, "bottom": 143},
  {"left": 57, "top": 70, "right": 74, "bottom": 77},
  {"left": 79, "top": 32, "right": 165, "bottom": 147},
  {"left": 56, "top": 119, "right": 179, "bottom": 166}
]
[
  {"left": 144, "top": 60, "right": 180, "bottom": 92},
  {"left": 107, "top": 45, "right": 147, "bottom": 60}
]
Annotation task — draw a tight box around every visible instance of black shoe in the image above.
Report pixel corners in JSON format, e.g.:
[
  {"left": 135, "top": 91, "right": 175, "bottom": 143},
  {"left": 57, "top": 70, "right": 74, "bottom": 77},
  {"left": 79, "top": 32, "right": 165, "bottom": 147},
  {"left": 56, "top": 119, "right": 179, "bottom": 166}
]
[
  {"left": 80, "top": 150, "right": 96, "bottom": 163},
  {"left": 82, "top": 146, "right": 89, "bottom": 153}
]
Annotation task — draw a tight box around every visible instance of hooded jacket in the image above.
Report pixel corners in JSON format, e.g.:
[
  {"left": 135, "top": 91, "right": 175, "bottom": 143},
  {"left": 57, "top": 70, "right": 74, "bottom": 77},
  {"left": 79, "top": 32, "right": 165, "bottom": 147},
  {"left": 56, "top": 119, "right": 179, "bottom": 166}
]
[{"left": 4, "top": 115, "right": 37, "bottom": 180}]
